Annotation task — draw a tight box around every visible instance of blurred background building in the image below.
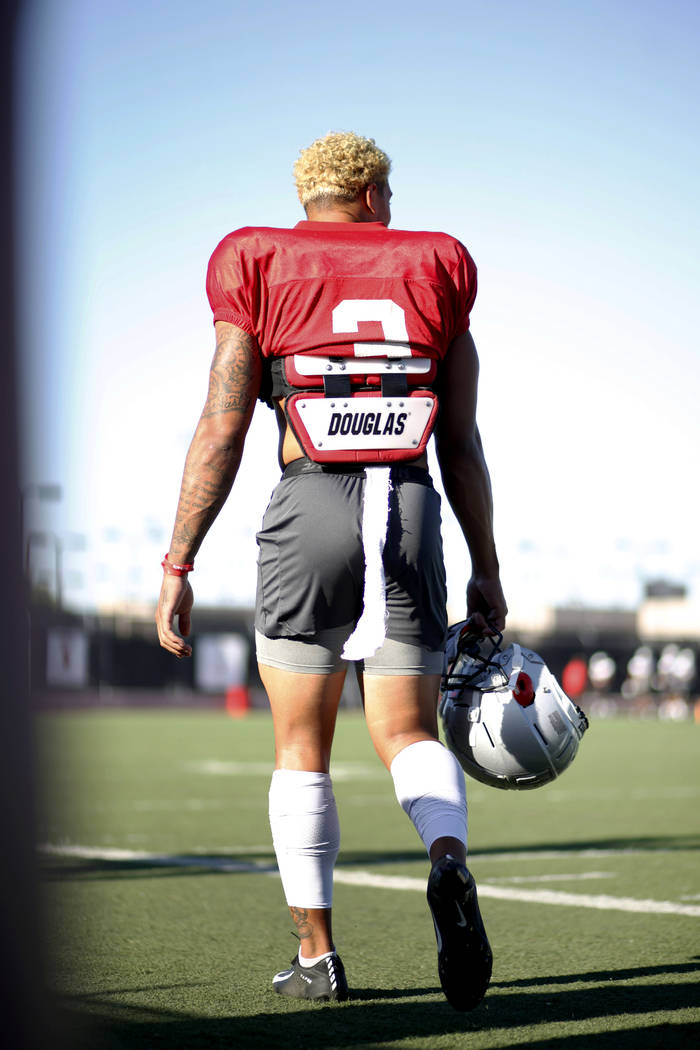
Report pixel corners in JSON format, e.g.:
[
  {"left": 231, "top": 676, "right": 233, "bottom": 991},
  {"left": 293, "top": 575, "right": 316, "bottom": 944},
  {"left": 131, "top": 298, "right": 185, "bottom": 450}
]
[{"left": 25, "top": 547, "right": 700, "bottom": 721}]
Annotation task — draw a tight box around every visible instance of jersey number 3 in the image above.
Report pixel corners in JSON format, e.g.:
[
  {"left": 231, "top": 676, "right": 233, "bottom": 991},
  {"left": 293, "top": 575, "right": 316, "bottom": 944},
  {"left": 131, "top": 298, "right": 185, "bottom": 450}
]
[{"left": 332, "top": 299, "right": 411, "bottom": 358}]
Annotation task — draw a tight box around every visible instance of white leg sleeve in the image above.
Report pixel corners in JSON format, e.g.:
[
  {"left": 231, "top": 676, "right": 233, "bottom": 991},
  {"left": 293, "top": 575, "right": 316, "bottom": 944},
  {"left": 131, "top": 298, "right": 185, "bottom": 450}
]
[
  {"left": 390, "top": 740, "right": 467, "bottom": 855},
  {"left": 268, "top": 769, "right": 340, "bottom": 909}
]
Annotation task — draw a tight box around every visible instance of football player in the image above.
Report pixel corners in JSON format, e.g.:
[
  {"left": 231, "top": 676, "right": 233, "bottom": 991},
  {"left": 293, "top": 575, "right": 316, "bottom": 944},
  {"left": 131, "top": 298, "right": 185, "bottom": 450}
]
[{"left": 156, "top": 131, "right": 507, "bottom": 1009}]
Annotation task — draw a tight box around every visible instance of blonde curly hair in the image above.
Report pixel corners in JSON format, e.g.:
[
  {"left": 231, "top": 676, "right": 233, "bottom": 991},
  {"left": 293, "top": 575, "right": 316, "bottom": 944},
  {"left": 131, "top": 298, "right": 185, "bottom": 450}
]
[{"left": 293, "top": 131, "right": 391, "bottom": 208}]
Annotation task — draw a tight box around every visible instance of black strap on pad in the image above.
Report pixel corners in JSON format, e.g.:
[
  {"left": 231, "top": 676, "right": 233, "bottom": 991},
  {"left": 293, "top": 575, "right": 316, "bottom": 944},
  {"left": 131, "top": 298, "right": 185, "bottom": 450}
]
[
  {"left": 323, "top": 374, "right": 352, "bottom": 397},
  {"left": 381, "top": 373, "right": 409, "bottom": 397}
]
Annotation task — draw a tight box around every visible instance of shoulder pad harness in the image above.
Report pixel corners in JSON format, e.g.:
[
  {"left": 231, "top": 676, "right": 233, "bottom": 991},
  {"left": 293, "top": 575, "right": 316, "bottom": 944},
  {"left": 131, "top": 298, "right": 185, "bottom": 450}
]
[{"left": 272, "top": 355, "right": 439, "bottom": 464}]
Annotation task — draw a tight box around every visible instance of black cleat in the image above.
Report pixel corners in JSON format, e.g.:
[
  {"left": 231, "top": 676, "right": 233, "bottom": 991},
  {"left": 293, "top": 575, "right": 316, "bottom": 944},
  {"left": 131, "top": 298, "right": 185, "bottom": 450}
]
[
  {"left": 272, "top": 952, "right": 349, "bottom": 1002},
  {"left": 427, "top": 855, "right": 493, "bottom": 1011}
]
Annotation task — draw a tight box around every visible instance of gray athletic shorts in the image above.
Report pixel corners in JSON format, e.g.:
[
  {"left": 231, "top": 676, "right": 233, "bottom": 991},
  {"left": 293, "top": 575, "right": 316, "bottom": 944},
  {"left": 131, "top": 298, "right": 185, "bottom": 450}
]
[{"left": 254, "top": 459, "right": 447, "bottom": 675}]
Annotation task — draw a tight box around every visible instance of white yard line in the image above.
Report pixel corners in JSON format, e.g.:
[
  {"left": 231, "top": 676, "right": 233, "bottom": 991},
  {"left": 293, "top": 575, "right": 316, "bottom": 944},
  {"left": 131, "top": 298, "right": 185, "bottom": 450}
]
[
  {"left": 40, "top": 843, "right": 700, "bottom": 918},
  {"left": 332, "top": 870, "right": 700, "bottom": 917},
  {"left": 475, "top": 884, "right": 700, "bottom": 918},
  {"left": 39, "top": 844, "right": 274, "bottom": 873}
]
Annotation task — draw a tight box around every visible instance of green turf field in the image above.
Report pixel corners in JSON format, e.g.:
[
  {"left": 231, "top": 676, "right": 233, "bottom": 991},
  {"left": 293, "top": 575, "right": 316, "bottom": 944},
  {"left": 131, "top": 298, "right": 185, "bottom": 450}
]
[{"left": 36, "top": 709, "right": 700, "bottom": 1049}]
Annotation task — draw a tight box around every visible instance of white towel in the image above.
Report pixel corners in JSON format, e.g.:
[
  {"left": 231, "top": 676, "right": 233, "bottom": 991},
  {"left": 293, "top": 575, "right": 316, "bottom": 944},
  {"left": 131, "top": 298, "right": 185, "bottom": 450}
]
[{"left": 341, "top": 466, "right": 392, "bottom": 661}]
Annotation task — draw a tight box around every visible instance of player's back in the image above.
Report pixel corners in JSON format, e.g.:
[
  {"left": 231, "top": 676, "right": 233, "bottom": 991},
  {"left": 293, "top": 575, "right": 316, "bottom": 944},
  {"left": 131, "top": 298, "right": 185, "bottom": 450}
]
[{"left": 207, "top": 222, "right": 476, "bottom": 361}]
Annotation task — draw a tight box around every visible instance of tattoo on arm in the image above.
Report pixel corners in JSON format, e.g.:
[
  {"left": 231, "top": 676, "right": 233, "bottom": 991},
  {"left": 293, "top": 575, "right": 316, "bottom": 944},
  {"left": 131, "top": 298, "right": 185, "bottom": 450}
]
[
  {"left": 202, "top": 326, "right": 261, "bottom": 417},
  {"left": 167, "top": 325, "right": 262, "bottom": 560}
]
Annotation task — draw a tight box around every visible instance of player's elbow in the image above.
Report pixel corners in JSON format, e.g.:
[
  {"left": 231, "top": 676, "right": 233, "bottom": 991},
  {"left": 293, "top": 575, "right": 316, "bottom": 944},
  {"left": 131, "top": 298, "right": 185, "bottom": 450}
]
[
  {"left": 198, "top": 414, "right": 246, "bottom": 449},
  {"left": 190, "top": 418, "right": 247, "bottom": 468},
  {"left": 435, "top": 428, "right": 482, "bottom": 473}
]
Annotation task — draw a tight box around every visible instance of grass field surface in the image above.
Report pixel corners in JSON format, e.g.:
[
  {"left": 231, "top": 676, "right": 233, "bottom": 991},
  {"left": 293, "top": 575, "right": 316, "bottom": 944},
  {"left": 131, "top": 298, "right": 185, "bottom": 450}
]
[{"left": 37, "top": 709, "right": 700, "bottom": 1049}]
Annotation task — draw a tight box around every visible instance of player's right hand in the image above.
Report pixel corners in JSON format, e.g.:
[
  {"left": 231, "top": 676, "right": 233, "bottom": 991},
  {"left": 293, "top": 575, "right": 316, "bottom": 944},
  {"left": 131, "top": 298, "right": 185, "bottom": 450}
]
[{"left": 155, "top": 575, "right": 194, "bottom": 658}]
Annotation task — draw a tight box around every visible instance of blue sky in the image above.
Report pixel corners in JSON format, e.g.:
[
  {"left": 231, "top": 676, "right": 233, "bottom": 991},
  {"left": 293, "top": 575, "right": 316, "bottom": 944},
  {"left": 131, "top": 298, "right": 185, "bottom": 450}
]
[{"left": 15, "top": 0, "right": 700, "bottom": 619}]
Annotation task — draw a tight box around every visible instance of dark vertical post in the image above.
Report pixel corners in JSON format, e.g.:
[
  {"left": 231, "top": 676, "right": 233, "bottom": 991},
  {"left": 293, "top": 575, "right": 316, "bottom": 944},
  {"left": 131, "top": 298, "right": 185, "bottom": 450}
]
[{"left": 0, "top": 3, "right": 51, "bottom": 1045}]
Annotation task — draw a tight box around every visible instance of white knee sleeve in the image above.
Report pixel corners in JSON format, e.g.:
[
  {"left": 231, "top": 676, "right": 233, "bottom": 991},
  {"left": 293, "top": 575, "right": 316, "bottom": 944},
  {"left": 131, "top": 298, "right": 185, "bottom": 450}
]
[
  {"left": 390, "top": 740, "right": 467, "bottom": 854},
  {"left": 268, "top": 769, "right": 340, "bottom": 909}
]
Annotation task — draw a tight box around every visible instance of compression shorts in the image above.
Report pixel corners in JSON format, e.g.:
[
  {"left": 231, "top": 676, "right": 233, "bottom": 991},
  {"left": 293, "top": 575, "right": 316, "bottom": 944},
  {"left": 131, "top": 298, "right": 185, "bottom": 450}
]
[{"left": 254, "top": 459, "right": 447, "bottom": 674}]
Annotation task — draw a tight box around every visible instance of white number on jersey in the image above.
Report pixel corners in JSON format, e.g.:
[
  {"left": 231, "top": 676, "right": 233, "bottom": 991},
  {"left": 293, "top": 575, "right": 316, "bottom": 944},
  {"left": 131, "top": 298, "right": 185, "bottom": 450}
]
[{"left": 331, "top": 299, "right": 411, "bottom": 358}]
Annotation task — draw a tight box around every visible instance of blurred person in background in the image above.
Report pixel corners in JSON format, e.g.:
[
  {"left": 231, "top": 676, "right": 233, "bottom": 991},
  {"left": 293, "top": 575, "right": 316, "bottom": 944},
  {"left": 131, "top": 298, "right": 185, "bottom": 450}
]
[{"left": 156, "top": 131, "right": 506, "bottom": 1010}]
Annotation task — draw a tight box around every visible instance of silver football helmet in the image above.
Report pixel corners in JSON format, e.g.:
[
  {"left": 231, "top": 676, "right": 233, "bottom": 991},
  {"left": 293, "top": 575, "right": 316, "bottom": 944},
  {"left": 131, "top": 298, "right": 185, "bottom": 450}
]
[{"left": 439, "top": 623, "right": 589, "bottom": 790}]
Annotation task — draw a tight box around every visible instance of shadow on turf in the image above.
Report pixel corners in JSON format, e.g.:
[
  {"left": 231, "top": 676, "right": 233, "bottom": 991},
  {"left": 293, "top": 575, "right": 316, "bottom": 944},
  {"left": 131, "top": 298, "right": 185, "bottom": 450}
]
[
  {"left": 39, "top": 849, "right": 429, "bottom": 882},
  {"left": 39, "top": 831, "right": 700, "bottom": 882},
  {"left": 468, "top": 834, "right": 700, "bottom": 855},
  {"left": 39, "top": 859, "right": 278, "bottom": 881},
  {"left": 492, "top": 959, "right": 700, "bottom": 988},
  {"left": 339, "top": 834, "right": 700, "bottom": 864},
  {"left": 54, "top": 960, "right": 700, "bottom": 1050}
]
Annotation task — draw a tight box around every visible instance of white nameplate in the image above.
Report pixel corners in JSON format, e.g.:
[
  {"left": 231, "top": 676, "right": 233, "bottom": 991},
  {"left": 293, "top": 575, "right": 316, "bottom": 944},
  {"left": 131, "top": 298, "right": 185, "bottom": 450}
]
[{"left": 294, "top": 395, "right": 435, "bottom": 452}]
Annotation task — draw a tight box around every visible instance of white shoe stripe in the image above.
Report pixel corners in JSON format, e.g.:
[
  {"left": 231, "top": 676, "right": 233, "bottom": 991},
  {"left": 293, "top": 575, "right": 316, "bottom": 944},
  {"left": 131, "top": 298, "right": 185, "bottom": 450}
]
[{"left": 272, "top": 969, "right": 294, "bottom": 984}]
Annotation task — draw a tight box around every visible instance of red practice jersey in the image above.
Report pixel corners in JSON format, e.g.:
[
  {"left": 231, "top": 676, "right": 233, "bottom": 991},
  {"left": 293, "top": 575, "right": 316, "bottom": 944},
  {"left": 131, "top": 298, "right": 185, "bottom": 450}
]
[{"left": 206, "top": 221, "right": 477, "bottom": 364}]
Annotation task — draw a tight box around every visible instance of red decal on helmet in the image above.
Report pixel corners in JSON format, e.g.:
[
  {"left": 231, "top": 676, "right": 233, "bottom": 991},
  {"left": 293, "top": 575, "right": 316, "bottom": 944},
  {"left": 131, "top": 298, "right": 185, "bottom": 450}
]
[{"left": 513, "top": 672, "right": 535, "bottom": 707}]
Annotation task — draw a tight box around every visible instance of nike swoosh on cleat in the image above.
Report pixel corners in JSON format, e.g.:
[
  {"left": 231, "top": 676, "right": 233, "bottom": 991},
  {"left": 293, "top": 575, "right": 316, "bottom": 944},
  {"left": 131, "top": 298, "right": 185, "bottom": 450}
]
[{"left": 455, "top": 902, "right": 468, "bottom": 927}]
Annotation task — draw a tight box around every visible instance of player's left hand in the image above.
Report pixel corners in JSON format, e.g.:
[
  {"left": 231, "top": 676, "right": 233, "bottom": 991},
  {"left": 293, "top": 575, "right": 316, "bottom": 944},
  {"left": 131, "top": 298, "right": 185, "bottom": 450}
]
[
  {"left": 155, "top": 574, "right": 194, "bottom": 658},
  {"left": 466, "top": 572, "right": 508, "bottom": 635}
]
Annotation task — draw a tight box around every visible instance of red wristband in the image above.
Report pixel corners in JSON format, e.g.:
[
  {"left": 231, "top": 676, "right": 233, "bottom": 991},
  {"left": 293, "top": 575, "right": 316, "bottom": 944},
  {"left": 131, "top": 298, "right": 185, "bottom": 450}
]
[{"left": 162, "top": 553, "right": 194, "bottom": 577}]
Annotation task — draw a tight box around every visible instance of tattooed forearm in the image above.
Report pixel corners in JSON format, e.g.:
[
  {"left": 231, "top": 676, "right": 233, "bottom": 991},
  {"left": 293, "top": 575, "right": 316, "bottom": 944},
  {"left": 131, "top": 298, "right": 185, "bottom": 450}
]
[
  {"left": 169, "top": 441, "right": 239, "bottom": 560},
  {"left": 166, "top": 324, "right": 261, "bottom": 562},
  {"left": 290, "top": 907, "right": 314, "bottom": 941}
]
